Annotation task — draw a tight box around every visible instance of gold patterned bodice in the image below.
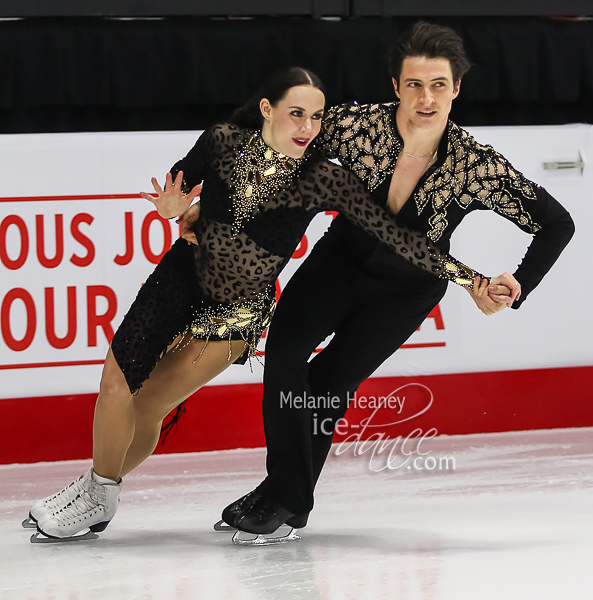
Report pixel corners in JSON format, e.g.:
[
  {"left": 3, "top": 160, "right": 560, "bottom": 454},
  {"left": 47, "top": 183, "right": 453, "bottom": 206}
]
[{"left": 317, "top": 101, "right": 542, "bottom": 242}]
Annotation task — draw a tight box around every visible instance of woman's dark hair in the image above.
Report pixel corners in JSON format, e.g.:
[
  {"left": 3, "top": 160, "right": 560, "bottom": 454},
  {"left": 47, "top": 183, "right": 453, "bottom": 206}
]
[
  {"left": 230, "top": 66, "right": 325, "bottom": 129},
  {"left": 389, "top": 21, "right": 471, "bottom": 84}
]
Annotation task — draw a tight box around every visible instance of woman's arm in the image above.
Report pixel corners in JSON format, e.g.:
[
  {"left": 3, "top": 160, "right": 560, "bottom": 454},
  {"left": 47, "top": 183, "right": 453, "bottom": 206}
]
[
  {"left": 303, "top": 161, "right": 491, "bottom": 290},
  {"left": 140, "top": 123, "right": 239, "bottom": 219}
]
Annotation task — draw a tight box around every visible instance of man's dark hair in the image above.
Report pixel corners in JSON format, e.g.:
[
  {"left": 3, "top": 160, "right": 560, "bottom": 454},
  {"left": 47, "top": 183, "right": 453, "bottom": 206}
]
[{"left": 389, "top": 21, "right": 471, "bottom": 84}]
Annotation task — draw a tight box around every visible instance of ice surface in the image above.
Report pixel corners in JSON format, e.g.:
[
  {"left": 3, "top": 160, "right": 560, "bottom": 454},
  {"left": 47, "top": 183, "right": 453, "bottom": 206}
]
[{"left": 1, "top": 427, "right": 592, "bottom": 600}]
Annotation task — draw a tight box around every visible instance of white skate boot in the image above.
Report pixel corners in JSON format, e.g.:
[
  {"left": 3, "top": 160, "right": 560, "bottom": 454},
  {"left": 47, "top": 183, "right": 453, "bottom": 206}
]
[
  {"left": 30, "top": 468, "right": 122, "bottom": 543},
  {"left": 24, "top": 470, "right": 93, "bottom": 528}
]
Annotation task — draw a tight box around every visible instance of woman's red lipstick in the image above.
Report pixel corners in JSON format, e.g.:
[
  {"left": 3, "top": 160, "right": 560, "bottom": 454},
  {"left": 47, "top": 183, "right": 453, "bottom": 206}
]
[{"left": 292, "top": 138, "right": 310, "bottom": 147}]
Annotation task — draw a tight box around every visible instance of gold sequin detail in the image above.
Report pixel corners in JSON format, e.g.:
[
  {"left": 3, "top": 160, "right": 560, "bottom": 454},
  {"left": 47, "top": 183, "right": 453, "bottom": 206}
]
[
  {"left": 230, "top": 133, "right": 301, "bottom": 237},
  {"left": 444, "top": 260, "right": 477, "bottom": 287},
  {"left": 418, "top": 125, "right": 540, "bottom": 241},
  {"left": 319, "top": 102, "right": 542, "bottom": 242},
  {"left": 319, "top": 102, "right": 401, "bottom": 192},
  {"left": 176, "top": 291, "right": 275, "bottom": 363}
]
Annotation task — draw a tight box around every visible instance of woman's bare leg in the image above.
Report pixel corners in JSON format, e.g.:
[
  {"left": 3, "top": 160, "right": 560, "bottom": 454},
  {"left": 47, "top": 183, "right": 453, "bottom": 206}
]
[
  {"left": 119, "top": 337, "right": 247, "bottom": 476},
  {"left": 92, "top": 348, "right": 136, "bottom": 481},
  {"left": 92, "top": 337, "right": 247, "bottom": 481}
]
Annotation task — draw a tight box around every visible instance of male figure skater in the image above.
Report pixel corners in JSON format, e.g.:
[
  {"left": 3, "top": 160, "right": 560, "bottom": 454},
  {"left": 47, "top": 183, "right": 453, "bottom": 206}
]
[{"left": 225, "top": 21, "right": 575, "bottom": 538}]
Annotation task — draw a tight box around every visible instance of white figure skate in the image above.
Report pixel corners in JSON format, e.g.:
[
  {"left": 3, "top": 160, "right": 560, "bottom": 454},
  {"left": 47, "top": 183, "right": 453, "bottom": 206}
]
[
  {"left": 29, "top": 468, "right": 122, "bottom": 543},
  {"left": 24, "top": 469, "right": 94, "bottom": 529}
]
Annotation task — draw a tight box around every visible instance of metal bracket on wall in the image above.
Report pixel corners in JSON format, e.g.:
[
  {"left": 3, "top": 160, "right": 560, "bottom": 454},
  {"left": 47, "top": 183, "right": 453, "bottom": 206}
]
[{"left": 543, "top": 151, "right": 585, "bottom": 174}]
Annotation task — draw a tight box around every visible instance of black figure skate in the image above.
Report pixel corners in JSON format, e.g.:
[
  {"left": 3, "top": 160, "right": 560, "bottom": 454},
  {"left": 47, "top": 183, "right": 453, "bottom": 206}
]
[{"left": 231, "top": 494, "right": 304, "bottom": 546}]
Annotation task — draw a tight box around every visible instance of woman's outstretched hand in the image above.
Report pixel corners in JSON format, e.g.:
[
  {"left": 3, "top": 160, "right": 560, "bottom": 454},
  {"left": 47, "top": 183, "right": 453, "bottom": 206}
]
[
  {"left": 140, "top": 171, "right": 202, "bottom": 219},
  {"left": 176, "top": 203, "right": 201, "bottom": 246}
]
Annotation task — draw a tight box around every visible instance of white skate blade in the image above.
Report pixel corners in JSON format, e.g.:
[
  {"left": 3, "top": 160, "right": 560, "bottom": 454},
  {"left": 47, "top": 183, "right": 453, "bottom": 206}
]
[
  {"left": 22, "top": 518, "right": 37, "bottom": 529},
  {"left": 232, "top": 526, "right": 301, "bottom": 546},
  {"left": 30, "top": 529, "right": 99, "bottom": 544},
  {"left": 213, "top": 520, "right": 236, "bottom": 532}
]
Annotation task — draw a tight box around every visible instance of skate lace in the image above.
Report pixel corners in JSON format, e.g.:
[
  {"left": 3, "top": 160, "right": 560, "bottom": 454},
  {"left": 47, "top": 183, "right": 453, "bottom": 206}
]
[
  {"left": 251, "top": 496, "right": 278, "bottom": 520},
  {"left": 45, "top": 476, "right": 85, "bottom": 510},
  {"left": 238, "top": 491, "right": 260, "bottom": 512},
  {"left": 52, "top": 483, "right": 105, "bottom": 525}
]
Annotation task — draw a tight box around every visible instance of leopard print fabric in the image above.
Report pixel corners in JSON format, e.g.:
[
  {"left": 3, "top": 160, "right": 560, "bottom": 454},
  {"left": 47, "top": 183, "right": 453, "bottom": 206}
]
[
  {"left": 316, "top": 101, "right": 542, "bottom": 243},
  {"left": 111, "top": 239, "right": 203, "bottom": 395}
]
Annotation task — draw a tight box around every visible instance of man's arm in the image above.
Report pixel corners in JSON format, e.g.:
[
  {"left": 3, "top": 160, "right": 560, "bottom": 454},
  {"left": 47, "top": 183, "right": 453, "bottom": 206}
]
[
  {"left": 314, "top": 102, "right": 358, "bottom": 161},
  {"left": 473, "top": 151, "right": 575, "bottom": 308},
  {"left": 176, "top": 202, "right": 201, "bottom": 246},
  {"left": 509, "top": 186, "right": 574, "bottom": 308}
]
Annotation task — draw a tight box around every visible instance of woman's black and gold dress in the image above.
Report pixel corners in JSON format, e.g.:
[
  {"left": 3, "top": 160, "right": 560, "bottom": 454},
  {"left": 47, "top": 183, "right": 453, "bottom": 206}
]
[{"left": 110, "top": 123, "right": 479, "bottom": 395}]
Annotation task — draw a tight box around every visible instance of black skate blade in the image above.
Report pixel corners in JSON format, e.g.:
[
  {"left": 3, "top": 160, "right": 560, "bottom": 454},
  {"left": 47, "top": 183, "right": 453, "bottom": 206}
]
[
  {"left": 22, "top": 518, "right": 37, "bottom": 529},
  {"left": 30, "top": 529, "right": 99, "bottom": 544},
  {"left": 232, "top": 526, "right": 301, "bottom": 546},
  {"left": 214, "top": 520, "right": 236, "bottom": 532}
]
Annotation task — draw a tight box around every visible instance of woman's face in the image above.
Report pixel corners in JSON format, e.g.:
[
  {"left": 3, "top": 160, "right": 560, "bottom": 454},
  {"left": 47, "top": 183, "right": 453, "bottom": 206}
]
[{"left": 260, "top": 85, "right": 325, "bottom": 159}]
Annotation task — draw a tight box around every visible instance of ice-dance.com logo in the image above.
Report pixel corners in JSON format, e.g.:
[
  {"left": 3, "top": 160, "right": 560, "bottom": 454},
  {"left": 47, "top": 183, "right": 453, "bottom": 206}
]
[
  {"left": 280, "top": 384, "right": 456, "bottom": 473},
  {"left": 334, "top": 425, "right": 456, "bottom": 473}
]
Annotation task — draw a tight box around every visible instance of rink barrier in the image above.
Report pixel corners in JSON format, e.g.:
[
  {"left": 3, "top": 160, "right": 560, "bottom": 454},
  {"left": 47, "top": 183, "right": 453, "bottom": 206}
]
[
  {"left": 0, "top": 364, "right": 591, "bottom": 465},
  {"left": 1, "top": 124, "right": 588, "bottom": 400}
]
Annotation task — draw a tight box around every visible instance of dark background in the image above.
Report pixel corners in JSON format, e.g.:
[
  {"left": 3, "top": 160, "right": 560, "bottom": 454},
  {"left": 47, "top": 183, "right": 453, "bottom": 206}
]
[{"left": 0, "top": 2, "right": 592, "bottom": 133}]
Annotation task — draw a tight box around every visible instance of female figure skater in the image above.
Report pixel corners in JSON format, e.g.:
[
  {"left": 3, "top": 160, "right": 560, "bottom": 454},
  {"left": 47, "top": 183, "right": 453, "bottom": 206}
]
[
  {"left": 225, "top": 23, "right": 575, "bottom": 537},
  {"left": 26, "top": 66, "right": 494, "bottom": 541}
]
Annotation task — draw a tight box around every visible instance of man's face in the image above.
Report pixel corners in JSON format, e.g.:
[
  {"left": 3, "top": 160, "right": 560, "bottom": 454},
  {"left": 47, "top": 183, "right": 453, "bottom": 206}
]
[{"left": 393, "top": 56, "right": 460, "bottom": 129}]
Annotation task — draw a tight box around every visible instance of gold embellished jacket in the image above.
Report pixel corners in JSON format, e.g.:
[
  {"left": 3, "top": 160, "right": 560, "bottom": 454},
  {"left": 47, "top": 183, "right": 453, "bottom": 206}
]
[{"left": 316, "top": 102, "right": 575, "bottom": 307}]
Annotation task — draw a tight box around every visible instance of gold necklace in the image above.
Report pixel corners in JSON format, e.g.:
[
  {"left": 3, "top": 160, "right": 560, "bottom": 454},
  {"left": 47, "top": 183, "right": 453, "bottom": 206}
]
[{"left": 403, "top": 147, "right": 438, "bottom": 159}]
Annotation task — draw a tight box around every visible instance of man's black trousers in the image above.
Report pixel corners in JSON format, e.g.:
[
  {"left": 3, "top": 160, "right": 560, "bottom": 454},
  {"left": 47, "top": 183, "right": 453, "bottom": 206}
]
[{"left": 259, "top": 232, "right": 448, "bottom": 515}]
